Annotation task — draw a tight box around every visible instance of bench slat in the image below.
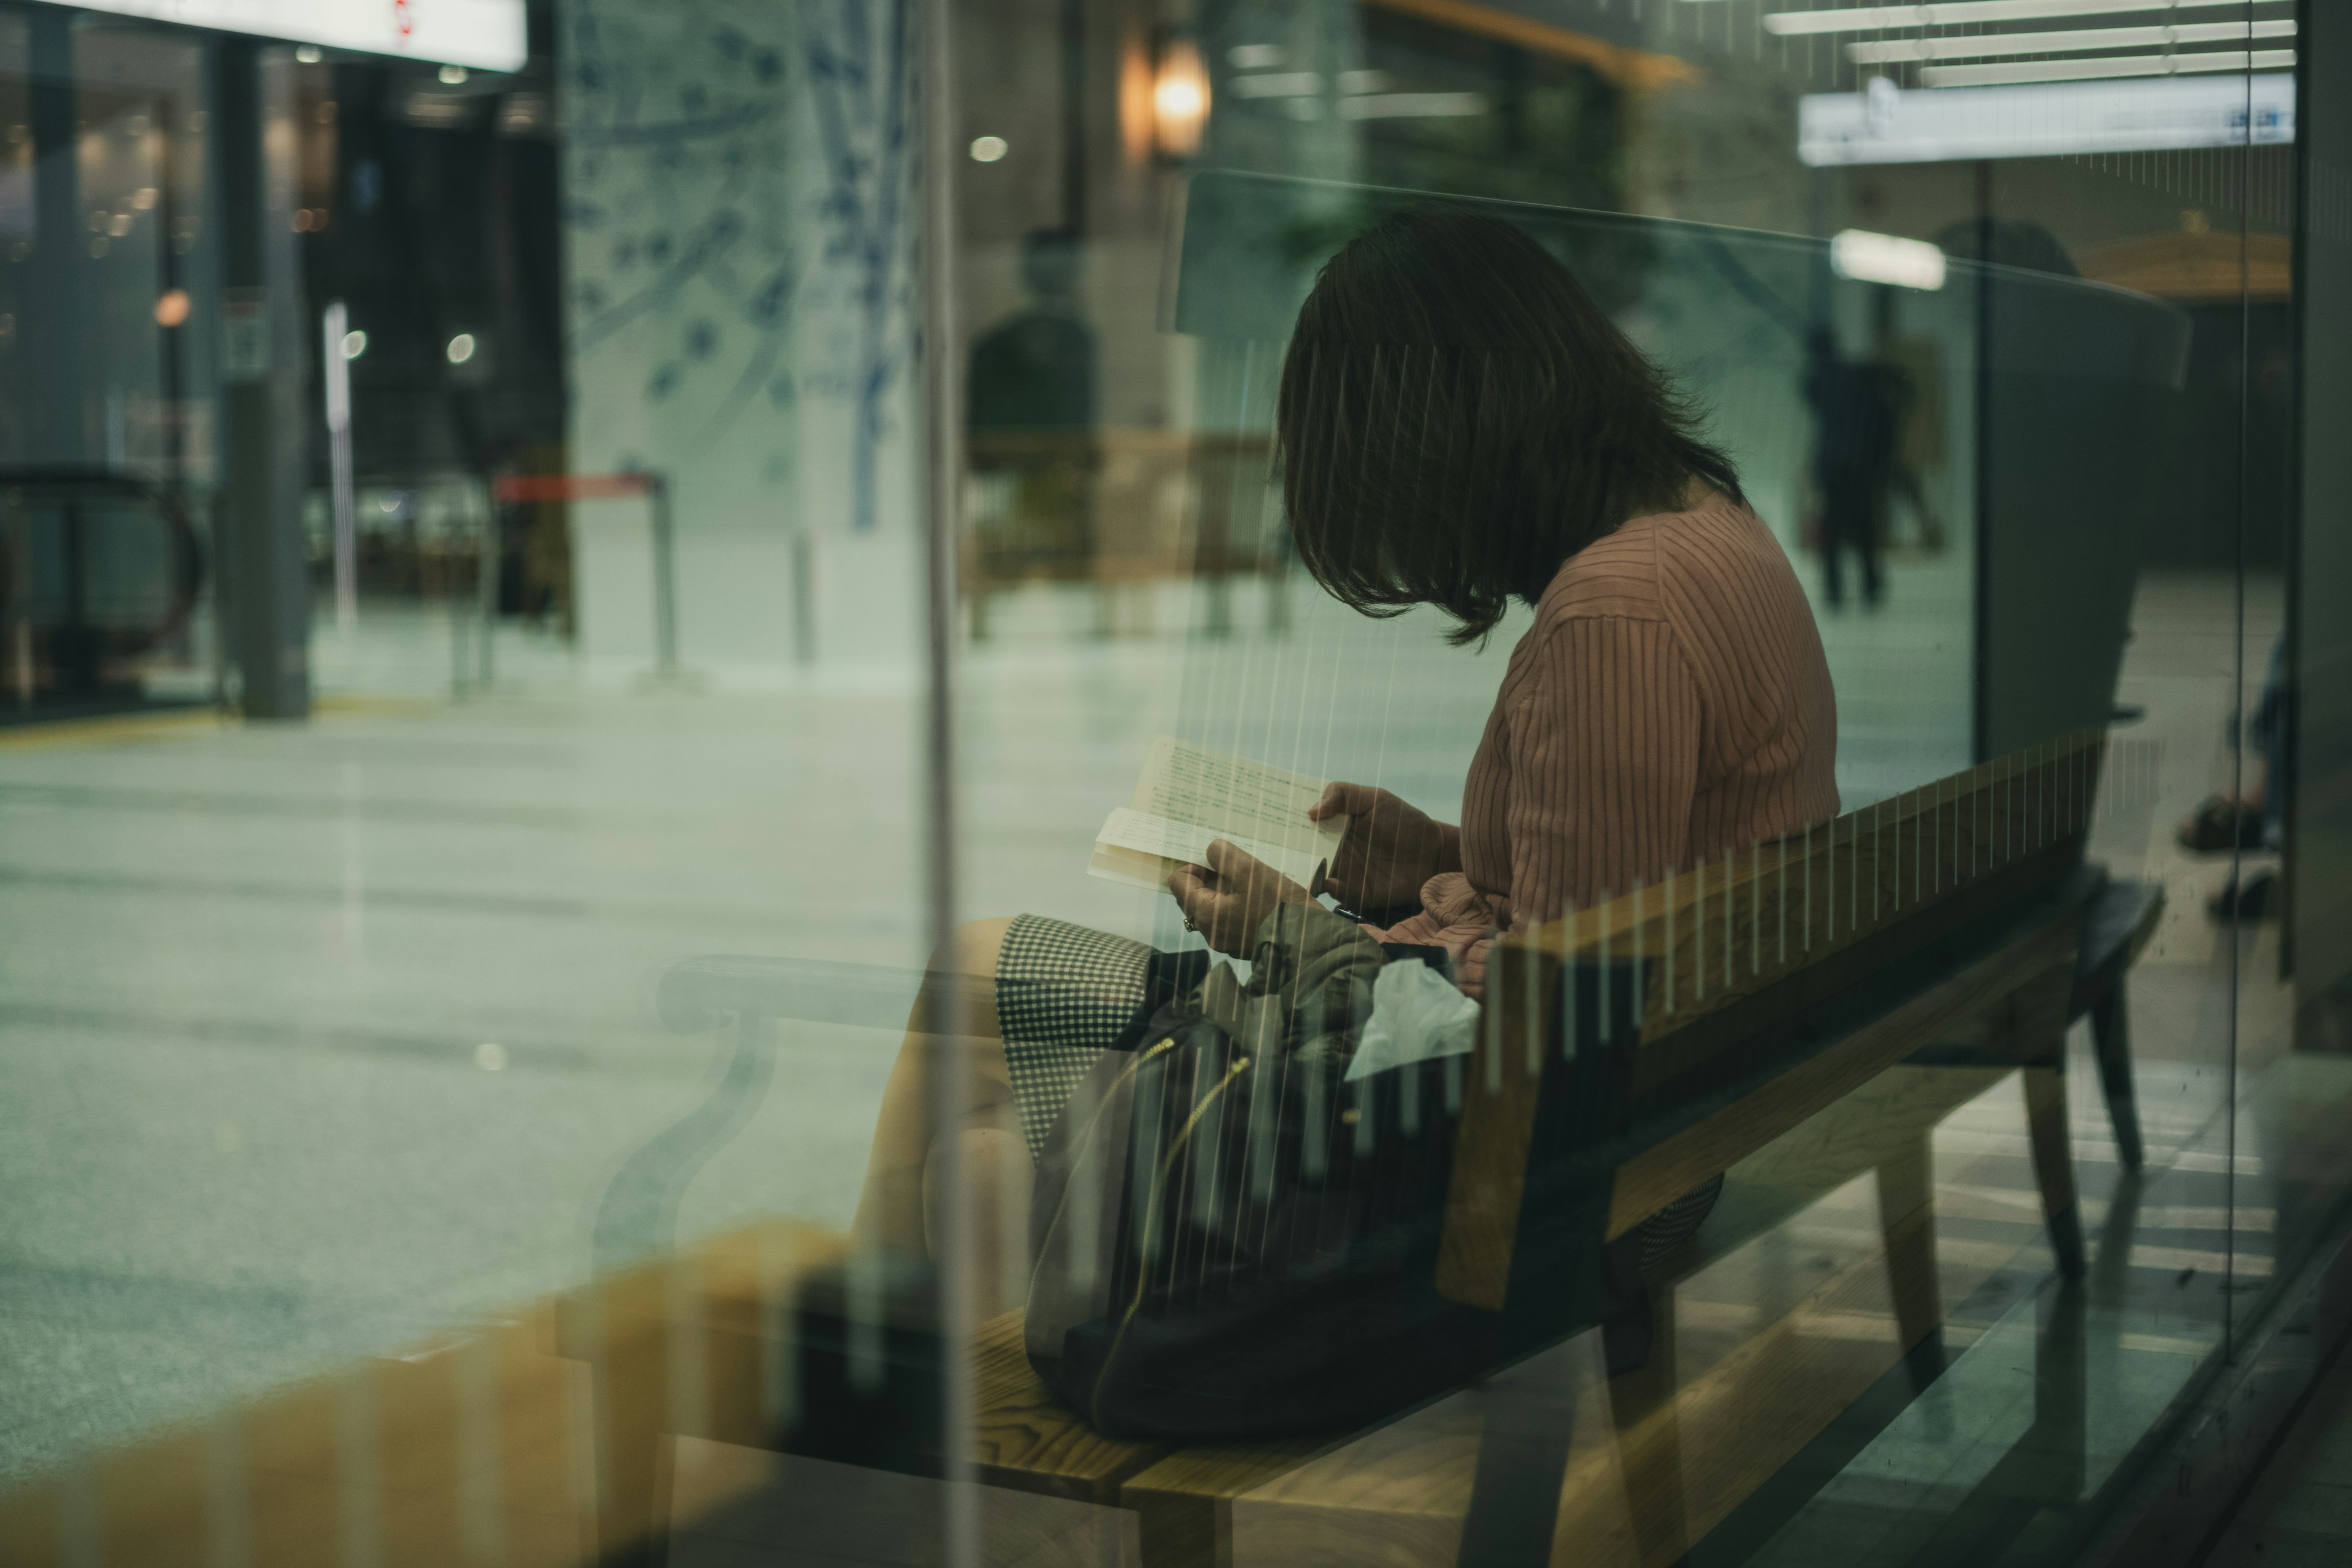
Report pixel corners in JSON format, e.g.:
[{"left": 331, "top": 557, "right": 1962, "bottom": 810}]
[
  {"left": 970, "top": 1311, "right": 1168, "bottom": 1502},
  {"left": 1607, "top": 913, "right": 2078, "bottom": 1238}
]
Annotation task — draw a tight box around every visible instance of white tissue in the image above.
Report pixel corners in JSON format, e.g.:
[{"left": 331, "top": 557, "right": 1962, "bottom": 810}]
[{"left": 1346, "top": 959, "right": 1481, "bottom": 1082}]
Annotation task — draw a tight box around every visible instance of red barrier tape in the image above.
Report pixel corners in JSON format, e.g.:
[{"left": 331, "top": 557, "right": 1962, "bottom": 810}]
[{"left": 492, "top": 472, "right": 660, "bottom": 503}]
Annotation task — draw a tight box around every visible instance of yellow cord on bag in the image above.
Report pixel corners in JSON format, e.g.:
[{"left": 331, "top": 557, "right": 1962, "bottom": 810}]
[
  {"left": 1024, "top": 1036, "right": 1183, "bottom": 1312},
  {"left": 1088, "top": 1052, "right": 1253, "bottom": 1430}
]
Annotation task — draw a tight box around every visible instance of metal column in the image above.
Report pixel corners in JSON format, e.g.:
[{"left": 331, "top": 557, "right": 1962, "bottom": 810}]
[{"left": 214, "top": 39, "right": 311, "bottom": 720}]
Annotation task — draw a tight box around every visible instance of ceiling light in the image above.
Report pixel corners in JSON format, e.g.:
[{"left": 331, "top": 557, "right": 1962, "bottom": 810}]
[
  {"left": 446, "top": 333, "right": 478, "bottom": 364},
  {"left": 1921, "top": 48, "right": 2294, "bottom": 87},
  {"left": 968, "top": 134, "right": 1008, "bottom": 162},
  {"left": 1801, "top": 71, "right": 2296, "bottom": 162},
  {"left": 1831, "top": 228, "right": 1947, "bottom": 289},
  {"left": 1850, "top": 18, "right": 2293, "bottom": 63},
  {"left": 439, "top": 64, "right": 469, "bottom": 85},
  {"left": 1338, "top": 92, "right": 1489, "bottom": 119},
  {"left": 405, "top": 92, "right": 472, "bottom": 126},
  {"left": 1232, "top": 72, "right": 1322, "bottom": 98},
  {"left": 1768, "top": 0, "right": 2277, "bottom": 39}
]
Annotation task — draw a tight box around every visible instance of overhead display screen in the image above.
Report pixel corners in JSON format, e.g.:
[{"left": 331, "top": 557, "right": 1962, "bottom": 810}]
[{"left": 30, "top": 0, "right": 527, "bottom": 72}]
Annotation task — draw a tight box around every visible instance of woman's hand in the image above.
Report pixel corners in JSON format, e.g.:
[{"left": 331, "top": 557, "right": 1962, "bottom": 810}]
[
  {"left": 1167, "top": 840, "right": 1312, "bottom": 957},
  {"left": 1308, "top": 783, "right": 1456, "bottom": 914}
]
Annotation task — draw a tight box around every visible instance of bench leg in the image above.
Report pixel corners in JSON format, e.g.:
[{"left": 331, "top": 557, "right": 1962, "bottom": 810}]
[
  {"left": 1904, "top": 1280, "right": 2089, "bottom": 1559},
  {"left": 594, "top": 1351, "right": 674, "bottom": 1568},
  {"left": 1875, "top": 1134, "right": 1947, "bottom": 1395},
  {"left": 2087, "top": 991, "right": 2146, "bottom": 1172},
  {"left": 1457, "top": 1356, "right": 1581, "bottom": 1567},
  {"left": 1608, "top": 1287, "right": 1691, "bottom": 1568},
  {"left": 2022, "top": 1066, "right": 2086, "bottom": 1280}
]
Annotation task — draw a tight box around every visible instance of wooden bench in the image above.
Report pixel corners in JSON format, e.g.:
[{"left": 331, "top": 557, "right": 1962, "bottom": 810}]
[{"left": 557, "top": 730, "right": 2158, "bottom": 1566}]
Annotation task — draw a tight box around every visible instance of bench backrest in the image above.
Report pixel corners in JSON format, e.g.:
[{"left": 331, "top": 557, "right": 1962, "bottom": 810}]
[{"left": 1439, "top": 729, "right": 2108, "bottom": 1315}]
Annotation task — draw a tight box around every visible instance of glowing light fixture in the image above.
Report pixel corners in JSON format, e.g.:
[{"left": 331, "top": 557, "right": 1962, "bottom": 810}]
[
  {"left": 153, "top": 288, "right": 190, "bottom": 328},
  {"left": 1232, "top": 71, "right": 1321, "bottom": 99},
  {"left": 968, "top": 135, "right": 1008, "bottom": 162},
  {"left": 1767, "top": 0, "right": 2265, "bottom": 37},
  {"left": 1803, "top": 72, "right": 2296, "bottom": 162},
  {"left": 439, "top": 64, "right": 469, "bottom": 85},
  {"left": 1339, "top": 92, "right": 1488, "bottom": 120},
  {"left": 295, "top": 45, "right": 323, "bottom": 63},
  {"left": 447, "top": 332, "right": 478, "bottom": 364},
  {"left": 1921, "top": 47, "right": 2293, "bottom": 87},
  {"left": 339, "top": 328, "right": 368, "bottom": 360},
  {"left": 1850, "top": 18, "right": 2294, "bottom": 63},
  {"left": 1831, "top": 229, "right": 1947, "bottom": 290},
  {"left": 1153, "top": 36, "right": 1210, "bottom": 159}
]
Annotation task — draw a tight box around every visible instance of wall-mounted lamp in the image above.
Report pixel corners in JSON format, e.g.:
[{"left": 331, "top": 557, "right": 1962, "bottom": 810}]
[{"left": 1152, "top": 35, "right": 1209, "bottom": 160}]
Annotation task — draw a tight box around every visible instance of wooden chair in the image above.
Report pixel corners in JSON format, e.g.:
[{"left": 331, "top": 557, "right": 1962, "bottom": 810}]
[{"left": 571, "top": 731, "right": 2150, "bottom": 1566}]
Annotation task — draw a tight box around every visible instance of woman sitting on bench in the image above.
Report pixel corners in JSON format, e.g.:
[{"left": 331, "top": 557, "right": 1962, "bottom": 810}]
[{"left": 853, "top": 206, "right": 1841, "bottom": 1313}]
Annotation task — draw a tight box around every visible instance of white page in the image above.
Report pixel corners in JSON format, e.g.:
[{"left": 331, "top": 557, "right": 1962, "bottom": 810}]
[
  {"left": 1127, "top": 736, "right": 1345, "bottom": 861},
  {"left": 1089, "top": 735, "right": 1347, "bottom": 891},
  {"left": 1091, "top": 808, "right": 1330, "bottom": 890}
]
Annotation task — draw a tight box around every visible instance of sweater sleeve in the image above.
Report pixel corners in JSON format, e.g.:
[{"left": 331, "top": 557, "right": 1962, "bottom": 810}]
[
  {"left": 1505, "top": 615, "right": 1702, "bottom": 921},
  {"left": 1426, "top": 615, "right": 1702, "bottom": 996}
]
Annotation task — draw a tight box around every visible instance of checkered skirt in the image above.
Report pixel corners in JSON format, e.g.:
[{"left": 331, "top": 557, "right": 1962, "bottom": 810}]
[{"left": 996, "top": 914, "right": 1158, "bottom": 1160}]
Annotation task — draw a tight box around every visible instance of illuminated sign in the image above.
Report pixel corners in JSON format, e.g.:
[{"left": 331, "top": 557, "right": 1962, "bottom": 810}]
[
  {"left": 29, "top": 0, "right": 526, "bottom": 72},
  {"left": 1801, "top": 72, "right": 2295, "bottom": 165}
]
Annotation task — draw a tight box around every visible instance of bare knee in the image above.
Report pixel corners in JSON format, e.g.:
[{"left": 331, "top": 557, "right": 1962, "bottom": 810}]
[
  {"left": 947, "top": 916, "right": 1016, "bottom": 978},
  {"left": 925, "top": 1125, "right": 1035, "bottom": 1314},
  {"left": 905, "top": 918, "right": 1013, "bottom": 1041}
]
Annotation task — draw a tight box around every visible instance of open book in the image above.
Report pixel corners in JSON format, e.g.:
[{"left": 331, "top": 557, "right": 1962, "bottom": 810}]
[{"left": 1089, "top": 735, "right": 1348, "bottom": 892}]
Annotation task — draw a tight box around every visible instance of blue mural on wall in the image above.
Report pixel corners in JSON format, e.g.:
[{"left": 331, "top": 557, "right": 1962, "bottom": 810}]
[
  {"left": 562, "top": 4, "right": 799, "bottom": 453},
  {"left": 801, "top": 0, "right": 916, "bottom": 534},
  {"left": 560, "top": 0, "right": 917, "bottom": 536}
]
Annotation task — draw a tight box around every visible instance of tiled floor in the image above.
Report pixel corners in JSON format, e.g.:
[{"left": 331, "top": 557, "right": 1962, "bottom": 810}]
[{"left": 2203, "top": 1341, "right": 2352, "bottom": 1568}]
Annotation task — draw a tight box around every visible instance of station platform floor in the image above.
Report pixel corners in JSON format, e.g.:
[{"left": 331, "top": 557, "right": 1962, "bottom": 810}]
[{"left": 0, "top": 560, "right": 2340, "bottom": 1568}]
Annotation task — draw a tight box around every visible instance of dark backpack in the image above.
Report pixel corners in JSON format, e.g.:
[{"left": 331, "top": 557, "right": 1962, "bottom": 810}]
[{"left": 1021, "top": 905, "right": 1643, "bottom": 1440}]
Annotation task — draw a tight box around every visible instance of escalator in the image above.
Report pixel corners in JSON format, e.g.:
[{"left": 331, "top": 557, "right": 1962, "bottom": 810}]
[{"left": 0, "top": 466, "right": 208, "bottom": 725}]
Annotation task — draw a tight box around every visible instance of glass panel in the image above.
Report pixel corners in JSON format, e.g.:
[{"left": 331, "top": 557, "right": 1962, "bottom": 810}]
[{"left": 1, "top": 3, "right": 2345, "bottom": 1567}]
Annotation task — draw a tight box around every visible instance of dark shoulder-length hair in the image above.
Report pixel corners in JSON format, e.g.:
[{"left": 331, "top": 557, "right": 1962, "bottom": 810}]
[{"left": 1275, "top": 205, "right": 1743, "bottom": 645}]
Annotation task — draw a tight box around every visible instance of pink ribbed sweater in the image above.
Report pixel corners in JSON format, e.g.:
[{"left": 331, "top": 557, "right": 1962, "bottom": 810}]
[{"left": 1371, "top": 493, "right": 1840, "bottom": 995}]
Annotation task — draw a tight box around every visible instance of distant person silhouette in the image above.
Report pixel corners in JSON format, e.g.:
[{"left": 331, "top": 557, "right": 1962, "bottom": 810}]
[
  {"left": 1803, "top": 320, "right": 1906, "bottom": 609},
  {"left": 966, "top": 230, "right": 1099, "bottom": 608},
  {"left": 968, "top": 228, "right": 1097, "bottom": 434},
  {"left": 1801, "top": 222, "right": 2078, "bottom": 612}
]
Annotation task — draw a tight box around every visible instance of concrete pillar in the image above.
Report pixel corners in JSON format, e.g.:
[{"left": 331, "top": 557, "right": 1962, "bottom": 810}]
[
  {"left": 213, "top": 39, "right": 310, "bottom": 720},
  {"left": 24, "top": 9, "right": 85, "bottom": 466}
]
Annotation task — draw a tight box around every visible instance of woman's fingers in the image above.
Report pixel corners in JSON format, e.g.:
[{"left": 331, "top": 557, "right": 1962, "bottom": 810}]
[
  {"left": 1167, "top": 861, "right": 1239, "bottom": 952},
  {"left": 1309, "top": 782, "right": 1380, "bottom": 822},
  {"left": 1207, "top": 840, "right": 1300, "bottom": 903},
  {"left": 1202, "top": 839, "right": 1254, "bottom": 879},
  {"left": 1167, "top": 862, "right": 1213, "bottom": 915}
]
